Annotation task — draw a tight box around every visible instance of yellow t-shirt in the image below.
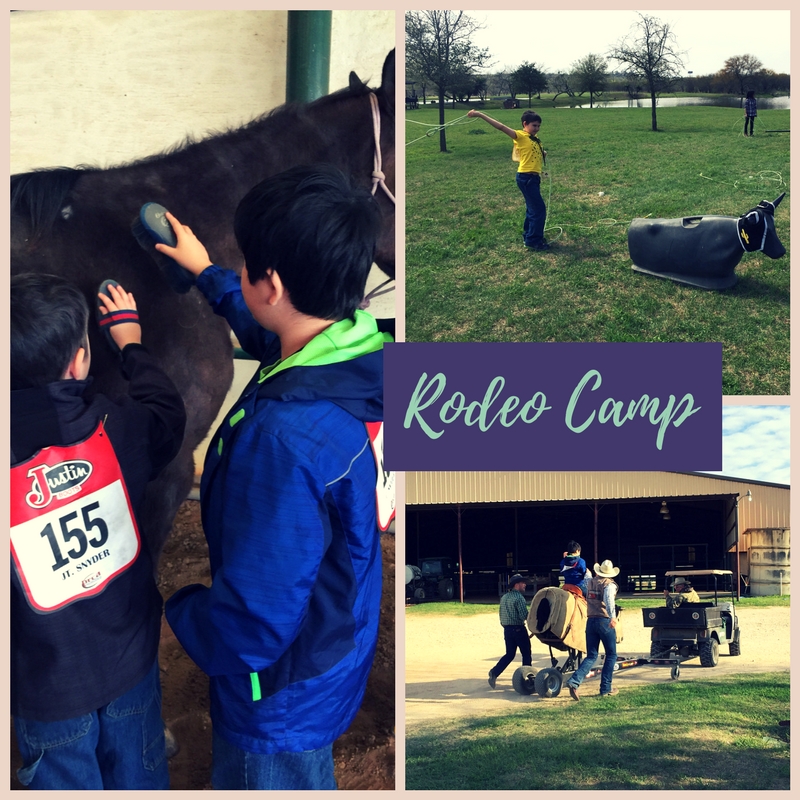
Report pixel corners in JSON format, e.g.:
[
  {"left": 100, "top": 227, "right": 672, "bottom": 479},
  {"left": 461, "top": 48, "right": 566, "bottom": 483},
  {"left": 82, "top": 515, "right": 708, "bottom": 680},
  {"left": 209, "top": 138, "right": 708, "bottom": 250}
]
[{"left": 513, "top": 130, "right": 544, "bottom": 174}]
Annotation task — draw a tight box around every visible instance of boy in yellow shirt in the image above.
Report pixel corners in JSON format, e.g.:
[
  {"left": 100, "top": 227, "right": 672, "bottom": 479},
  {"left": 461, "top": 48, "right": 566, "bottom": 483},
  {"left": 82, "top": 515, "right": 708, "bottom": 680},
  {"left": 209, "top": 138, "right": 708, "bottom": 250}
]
[{"left": 468, "top": 109, "right": 550, "bottom": 251}]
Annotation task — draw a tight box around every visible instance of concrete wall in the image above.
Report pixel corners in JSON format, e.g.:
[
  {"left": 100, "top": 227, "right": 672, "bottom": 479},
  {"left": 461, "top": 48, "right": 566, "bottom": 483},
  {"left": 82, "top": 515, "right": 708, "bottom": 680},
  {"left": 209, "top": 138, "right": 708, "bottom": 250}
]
[{"left": 11, "top": 10, "right": 395, "bottom": 173}]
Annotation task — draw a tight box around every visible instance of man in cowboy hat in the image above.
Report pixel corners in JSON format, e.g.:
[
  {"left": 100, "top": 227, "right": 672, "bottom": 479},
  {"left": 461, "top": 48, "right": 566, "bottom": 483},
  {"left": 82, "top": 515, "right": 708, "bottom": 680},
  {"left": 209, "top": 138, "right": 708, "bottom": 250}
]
[
  {"left": 664, "top": 577, "right": 700, "bottom": 608},
  {"left": 566, "top": 559, "right": 620, "bottom": 700},
  {"left": 487, "top": 574, "right": 533, "bottom": 689}
]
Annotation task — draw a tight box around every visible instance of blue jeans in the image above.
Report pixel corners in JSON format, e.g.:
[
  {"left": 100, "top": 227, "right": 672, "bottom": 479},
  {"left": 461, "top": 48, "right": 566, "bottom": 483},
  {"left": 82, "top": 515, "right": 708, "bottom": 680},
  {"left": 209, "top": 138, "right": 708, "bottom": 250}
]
[
  {"left": 516, "top": 171, "right": 547, "bottom": 246},
  {"left": 211, "top": 729, "right": 337, "bottom": 790},
  {"left": 13, "top": 659, "right": 169, "bottom": 790},
  {"left": 567, "top": 617, "right": 617, "bottom": 695},
  {"left": 491, "top": 624, "right": 533, "bottom": 677}
]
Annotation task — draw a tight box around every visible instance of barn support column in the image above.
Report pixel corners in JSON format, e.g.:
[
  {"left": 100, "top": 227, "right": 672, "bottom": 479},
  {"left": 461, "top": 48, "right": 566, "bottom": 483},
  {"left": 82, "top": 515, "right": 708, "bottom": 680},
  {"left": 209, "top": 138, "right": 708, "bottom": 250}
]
[
  {"left": 286, "top": 11, "right": 332, "bottom": 102},
  {"left": 457, "top": 504, "right": 464, "bottom": 603}
]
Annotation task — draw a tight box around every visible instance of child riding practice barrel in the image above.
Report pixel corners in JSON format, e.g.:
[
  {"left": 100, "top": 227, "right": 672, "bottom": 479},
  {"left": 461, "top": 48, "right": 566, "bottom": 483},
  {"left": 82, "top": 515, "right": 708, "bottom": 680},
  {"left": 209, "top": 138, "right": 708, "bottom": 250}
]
[
  {"left": 627, "top": 192, "right": 786, "bottom": 289},
  {"left": 10, "top": 50, "right": 395, "bottom": 561}
]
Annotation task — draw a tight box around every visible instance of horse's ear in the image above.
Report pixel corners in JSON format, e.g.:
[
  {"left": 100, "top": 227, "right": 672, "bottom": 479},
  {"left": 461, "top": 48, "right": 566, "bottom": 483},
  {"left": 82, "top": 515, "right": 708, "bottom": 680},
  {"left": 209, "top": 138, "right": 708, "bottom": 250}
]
[
  {"left": 349, "top": 71, "right": 363, "bottom": 92},
  {"left": 381, "top": 49, "right": 395, "bottom": 100}
]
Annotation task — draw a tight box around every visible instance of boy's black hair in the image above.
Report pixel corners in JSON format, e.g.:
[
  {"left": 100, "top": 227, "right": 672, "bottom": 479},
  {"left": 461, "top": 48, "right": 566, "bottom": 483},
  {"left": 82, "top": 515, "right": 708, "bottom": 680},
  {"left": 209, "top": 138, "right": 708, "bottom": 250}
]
[
  {"left": 11, "top": 273, "right": 89, "bottom": 390},
  {"left": 234, "top": 163, "right": 381, "bottom": 321},
  {"left": 746, "top": 90, "right": 755, "bottom": 99},
  {"left": 521, "top": 111, "right": 542, "bottom": 126},
  {"left": 567, "top": 540, "right": 581, "bottom": 553}
]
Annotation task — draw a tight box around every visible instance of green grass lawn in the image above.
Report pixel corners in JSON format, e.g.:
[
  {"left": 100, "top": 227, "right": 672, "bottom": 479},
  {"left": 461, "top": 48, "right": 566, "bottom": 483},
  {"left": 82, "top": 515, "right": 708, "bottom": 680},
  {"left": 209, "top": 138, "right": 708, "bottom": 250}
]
[
  {"left": 405, "top": 672, "right": 790, "bottom": 790},
  {"left": 405, "top": 105, "right": 790, "bottom": 394}
]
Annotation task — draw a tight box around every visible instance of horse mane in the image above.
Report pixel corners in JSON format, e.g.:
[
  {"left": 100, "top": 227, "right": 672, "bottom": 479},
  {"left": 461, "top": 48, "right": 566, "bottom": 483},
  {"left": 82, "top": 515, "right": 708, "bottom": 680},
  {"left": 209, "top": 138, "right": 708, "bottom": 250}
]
[{"left": 10, "top": 71, "right": 380, "bottom": 240}]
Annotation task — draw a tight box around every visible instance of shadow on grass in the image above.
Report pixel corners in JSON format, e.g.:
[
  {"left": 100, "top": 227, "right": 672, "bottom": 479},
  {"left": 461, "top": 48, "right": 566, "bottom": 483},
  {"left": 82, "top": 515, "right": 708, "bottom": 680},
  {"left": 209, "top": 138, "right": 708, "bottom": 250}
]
[{"left": 406, "top": 674, "right": 790, "bottom": 791}]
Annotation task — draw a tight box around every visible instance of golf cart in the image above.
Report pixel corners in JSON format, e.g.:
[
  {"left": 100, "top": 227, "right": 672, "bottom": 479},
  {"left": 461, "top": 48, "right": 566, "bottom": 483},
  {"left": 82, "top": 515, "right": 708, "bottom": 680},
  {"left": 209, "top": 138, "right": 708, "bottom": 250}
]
[{"left": 642, "top": 569, "right": 741, "bottom": 668}]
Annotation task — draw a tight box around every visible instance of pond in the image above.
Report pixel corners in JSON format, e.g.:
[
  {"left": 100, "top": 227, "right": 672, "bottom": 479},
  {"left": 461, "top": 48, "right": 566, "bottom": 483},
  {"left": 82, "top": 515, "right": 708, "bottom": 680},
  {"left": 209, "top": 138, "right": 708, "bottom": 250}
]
[{"left": 572, "top": 96, "right": 790, "bottom": 110}]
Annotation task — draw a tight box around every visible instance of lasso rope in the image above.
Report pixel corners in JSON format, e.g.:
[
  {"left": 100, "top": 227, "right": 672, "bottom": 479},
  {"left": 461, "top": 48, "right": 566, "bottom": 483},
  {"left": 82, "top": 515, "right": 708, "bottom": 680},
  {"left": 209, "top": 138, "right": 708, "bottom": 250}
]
[
  {"left": 698, "top": 169, "right": 785, "bottom": 191},
  {"left": 405, "top": 113, "right": 476, "bottom": 146}
]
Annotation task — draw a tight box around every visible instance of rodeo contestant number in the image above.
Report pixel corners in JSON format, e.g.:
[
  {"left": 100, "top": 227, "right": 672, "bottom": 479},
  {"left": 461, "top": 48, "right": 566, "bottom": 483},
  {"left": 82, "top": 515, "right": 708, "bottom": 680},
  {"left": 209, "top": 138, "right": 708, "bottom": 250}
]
[
  {"left": 11, "top": 479, "right": 140, "bottom": 612},
  {"left": 39, "top": 501, "right": 109, "bottom": 571}
]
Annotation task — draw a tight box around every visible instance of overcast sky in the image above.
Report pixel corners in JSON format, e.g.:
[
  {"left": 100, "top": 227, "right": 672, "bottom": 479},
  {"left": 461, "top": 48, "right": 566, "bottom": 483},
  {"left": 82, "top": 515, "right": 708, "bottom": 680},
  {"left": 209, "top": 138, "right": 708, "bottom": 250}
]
[
  {"left": 698, "top": 405, "right": 790, "bottom": 485},
  {"left": 468, "top": 10, "right": 789, "bottom": 77}
]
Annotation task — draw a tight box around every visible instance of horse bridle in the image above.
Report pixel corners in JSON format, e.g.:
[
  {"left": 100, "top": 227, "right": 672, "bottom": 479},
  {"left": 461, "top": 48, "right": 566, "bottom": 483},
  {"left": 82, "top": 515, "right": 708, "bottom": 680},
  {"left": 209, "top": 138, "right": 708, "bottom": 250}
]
[
  {"left": 369, "top": 92, "right": 395, "bottom": 205},
  {"left": 361, "top": 92, "right": 395, "bottom": 308}
]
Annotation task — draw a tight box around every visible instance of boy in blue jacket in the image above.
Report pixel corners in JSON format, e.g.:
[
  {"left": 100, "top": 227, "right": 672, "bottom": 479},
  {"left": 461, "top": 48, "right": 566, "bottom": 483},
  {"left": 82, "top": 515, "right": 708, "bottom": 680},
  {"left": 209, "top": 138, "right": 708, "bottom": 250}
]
[
  {"left": 560, "top": 540, "right": 590, "bottom": 596},
  {"left": 159, "top": 164, "right": 393, "bottom": 790}
]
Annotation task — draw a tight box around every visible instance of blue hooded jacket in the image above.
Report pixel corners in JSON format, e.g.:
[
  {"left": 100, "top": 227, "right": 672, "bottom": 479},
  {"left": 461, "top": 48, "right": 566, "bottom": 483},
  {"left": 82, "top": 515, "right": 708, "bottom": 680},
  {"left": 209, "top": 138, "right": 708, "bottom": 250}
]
[{"left": 165, "top": 266, "right": 391, "bottom": 754}]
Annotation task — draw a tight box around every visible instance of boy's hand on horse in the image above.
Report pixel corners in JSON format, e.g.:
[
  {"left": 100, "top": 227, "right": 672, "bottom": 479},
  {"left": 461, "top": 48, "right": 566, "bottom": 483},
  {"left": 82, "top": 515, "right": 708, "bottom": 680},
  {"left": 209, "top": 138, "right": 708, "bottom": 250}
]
[
  {"left": 156, "top": 211, "right": 214, "bottom": 277},
  {"left": 98, "top": 283, "right": 141, "bottom": 349}
]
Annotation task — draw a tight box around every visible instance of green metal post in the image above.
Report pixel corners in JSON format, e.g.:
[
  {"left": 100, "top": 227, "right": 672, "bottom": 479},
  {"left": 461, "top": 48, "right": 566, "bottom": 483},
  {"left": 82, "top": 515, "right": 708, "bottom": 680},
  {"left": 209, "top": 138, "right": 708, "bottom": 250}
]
[{"left": 286, "top": 11, "right": 332, "bottom": 103}]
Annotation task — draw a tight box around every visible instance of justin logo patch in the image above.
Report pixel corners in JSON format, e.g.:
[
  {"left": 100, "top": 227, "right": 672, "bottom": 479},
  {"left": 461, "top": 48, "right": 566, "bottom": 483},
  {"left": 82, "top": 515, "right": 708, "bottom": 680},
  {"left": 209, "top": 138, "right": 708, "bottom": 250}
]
[{"left": 25, "top": 460, "right": 93, "bottom": 509}]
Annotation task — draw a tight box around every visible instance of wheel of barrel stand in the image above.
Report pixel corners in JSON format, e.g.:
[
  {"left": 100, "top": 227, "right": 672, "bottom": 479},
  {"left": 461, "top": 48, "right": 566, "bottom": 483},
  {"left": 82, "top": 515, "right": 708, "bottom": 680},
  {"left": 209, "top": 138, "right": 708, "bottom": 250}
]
[
  {"left": 670, "top": 663, "right": 680, "bottom": 680},
  {"left": 534, "top": 667, "right": 564, "bottom": 698},
  {"left": 512, "top": 665, "right": 537, "bottom": 695}
]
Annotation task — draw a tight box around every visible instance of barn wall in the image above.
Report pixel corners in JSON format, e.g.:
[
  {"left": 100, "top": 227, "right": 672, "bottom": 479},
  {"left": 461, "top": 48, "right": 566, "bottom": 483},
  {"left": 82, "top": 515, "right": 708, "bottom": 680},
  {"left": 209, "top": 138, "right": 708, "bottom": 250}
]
[{"left": 11, "top": 10, "right": 395, "bottom": 173}]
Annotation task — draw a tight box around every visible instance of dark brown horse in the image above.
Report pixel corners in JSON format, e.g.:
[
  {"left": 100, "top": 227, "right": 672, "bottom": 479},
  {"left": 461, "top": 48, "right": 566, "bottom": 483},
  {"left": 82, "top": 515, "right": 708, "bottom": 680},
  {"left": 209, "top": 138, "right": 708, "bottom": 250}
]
[{"left": 11, "top": 49, "right": 395, "bottom": 560}]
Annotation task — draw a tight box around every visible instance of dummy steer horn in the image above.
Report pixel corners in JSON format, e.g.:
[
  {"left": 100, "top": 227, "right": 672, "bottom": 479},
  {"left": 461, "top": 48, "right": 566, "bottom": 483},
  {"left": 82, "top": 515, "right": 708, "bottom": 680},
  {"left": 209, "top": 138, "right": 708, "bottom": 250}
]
[{"left": 627, "top": 192, "right": 786, "bottom": 290}]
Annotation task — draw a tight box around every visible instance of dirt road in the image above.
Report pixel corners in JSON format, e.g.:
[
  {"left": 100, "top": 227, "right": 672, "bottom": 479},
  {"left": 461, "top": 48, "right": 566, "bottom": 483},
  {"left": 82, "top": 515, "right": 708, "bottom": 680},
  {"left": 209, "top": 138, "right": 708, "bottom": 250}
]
[{"left": 405, "top": 605, "right": 790, "bottom": 727}]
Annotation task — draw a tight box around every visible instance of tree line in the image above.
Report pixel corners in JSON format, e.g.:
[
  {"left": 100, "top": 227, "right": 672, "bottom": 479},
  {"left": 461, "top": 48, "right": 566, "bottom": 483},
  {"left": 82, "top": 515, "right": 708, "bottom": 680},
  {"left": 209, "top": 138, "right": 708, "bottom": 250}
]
[
  {"left": 407, "top": 10, "right": 789, "bottom": 147},
  {"left": 422, "top": 58, "right": 789, "bottom": 107}
]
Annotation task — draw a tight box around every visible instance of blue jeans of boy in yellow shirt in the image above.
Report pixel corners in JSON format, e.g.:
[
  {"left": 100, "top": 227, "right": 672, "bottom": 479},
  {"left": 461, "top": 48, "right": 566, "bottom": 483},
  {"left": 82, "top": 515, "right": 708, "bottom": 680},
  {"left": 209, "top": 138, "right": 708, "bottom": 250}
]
[{"left": 516, "top": 171, "right": 547, "bottom": 247}]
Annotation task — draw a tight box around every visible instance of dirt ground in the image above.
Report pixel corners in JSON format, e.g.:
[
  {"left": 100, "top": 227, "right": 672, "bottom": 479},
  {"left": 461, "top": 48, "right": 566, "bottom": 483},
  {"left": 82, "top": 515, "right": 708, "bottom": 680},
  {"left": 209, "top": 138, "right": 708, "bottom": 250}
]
[
  {"left": 405, "top": 603, "right": 790, "bottom": 726},
  {"left": 11, "top": 500, "right": 395, "bottom": 791}
]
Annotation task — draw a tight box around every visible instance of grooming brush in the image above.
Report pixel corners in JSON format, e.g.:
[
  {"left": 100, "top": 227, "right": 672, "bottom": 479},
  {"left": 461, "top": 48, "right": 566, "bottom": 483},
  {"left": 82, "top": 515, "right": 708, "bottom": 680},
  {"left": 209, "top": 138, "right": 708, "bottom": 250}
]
[{"left": 131, "top": 202, "right": 195, "bottom": 294}]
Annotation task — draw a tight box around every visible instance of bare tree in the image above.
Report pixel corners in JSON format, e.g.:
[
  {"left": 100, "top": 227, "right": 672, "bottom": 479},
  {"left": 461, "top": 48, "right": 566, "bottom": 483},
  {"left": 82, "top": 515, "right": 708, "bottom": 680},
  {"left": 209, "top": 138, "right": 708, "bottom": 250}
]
[
  {"left": 721, "top": 54, "right": 764, "bottom": 104},
  {"left": 571, "top": 54, "right": 608, "bottom": 108},
  {"left": 608, "top": 13, "right": 686, "bottom": 131},
  {"left": 405, "top": 10, "right": 492, "bottom": 151}
]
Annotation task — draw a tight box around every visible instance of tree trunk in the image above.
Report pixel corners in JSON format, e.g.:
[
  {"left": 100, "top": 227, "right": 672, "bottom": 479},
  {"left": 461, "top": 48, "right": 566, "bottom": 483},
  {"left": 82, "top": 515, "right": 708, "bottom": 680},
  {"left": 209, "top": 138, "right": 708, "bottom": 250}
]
[
  {"left": 438, "top": 90, "right": 448, "bottom": 152},
  {"left": 650, "top": 88, "right": 658, "bottom": 131}
]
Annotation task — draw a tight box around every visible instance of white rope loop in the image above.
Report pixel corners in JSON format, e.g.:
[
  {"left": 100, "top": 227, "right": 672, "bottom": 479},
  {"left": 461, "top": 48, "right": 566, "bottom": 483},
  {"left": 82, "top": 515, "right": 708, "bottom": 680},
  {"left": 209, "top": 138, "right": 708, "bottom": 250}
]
[{"left": 369, "top": 92, "right": 395, "bottom": 205}]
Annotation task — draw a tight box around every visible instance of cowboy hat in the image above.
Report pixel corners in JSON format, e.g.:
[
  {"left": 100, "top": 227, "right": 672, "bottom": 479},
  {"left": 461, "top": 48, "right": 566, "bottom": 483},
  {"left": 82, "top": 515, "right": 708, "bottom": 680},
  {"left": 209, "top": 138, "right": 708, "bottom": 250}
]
[{"left": 593, "top": 560, "right": 620, "bottom": 578}]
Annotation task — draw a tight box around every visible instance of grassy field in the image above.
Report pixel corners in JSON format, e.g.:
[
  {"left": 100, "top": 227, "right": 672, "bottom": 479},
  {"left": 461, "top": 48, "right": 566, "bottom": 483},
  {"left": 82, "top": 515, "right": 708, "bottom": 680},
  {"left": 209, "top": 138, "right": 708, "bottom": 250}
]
[
  {"left": 405, "top": 672, "right": 790, "bottom": 790},
  {"left": 405, "top": 105, "right": 790, "bottom": 394}
]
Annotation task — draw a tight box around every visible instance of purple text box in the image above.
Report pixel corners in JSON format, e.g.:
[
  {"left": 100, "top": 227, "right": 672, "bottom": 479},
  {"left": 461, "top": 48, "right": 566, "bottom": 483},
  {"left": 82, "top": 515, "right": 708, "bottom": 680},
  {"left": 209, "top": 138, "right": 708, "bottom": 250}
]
[{"left": 384, "top": 342, "right": 722, "bottom": 471}]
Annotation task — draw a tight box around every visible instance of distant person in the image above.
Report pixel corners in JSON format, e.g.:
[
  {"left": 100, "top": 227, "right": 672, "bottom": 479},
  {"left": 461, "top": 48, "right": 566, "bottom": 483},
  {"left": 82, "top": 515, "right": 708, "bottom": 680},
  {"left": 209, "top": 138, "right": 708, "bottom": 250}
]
[
  {"left": 467, "top": 108, "right": 550, "bottom": 251},
  {"left": 664, "top": 577, "right": 700, "bottom": 608},
  {"left": 560, "top": 540, "right": 591, "bottom": 596},
  {"left": 744, "top": 91, "right": 757, "bottom": 136},
  {"left": 566, "top": 560, "right": 620, "bottom": 700},
  {"left": 487, "top": 574, "right": 533, "bottom": 688}
]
